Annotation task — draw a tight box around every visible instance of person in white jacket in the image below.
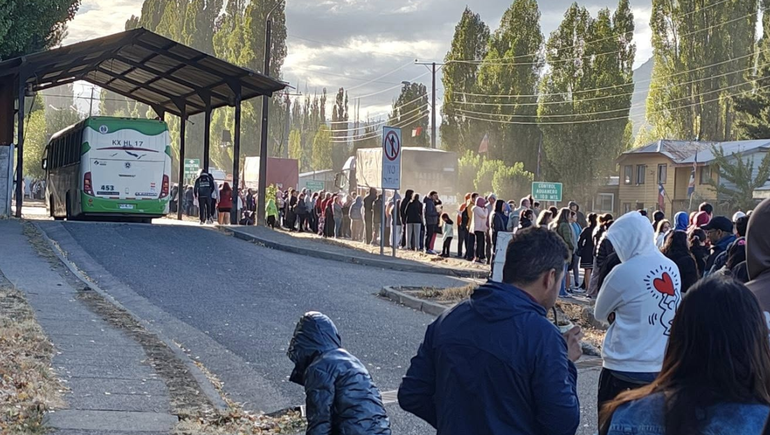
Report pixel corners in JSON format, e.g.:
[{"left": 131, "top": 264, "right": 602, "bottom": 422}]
[{"left": 594, "top": 211, "right": 682, "bottom": 411}]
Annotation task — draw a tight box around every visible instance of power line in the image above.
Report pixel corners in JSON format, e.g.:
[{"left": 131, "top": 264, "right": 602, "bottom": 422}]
[
  {"left": 454, "top": 78, "right": 756, "bottom": 120},
  {"left": 454, "top": 48, "right": 760, "bottom": 99},
  {"left": 327, "top": 102, "right": 429, "bottom": 133},
  {"left": 331, "top": 108, "right": 428, "bottom": 143},
  {"left": 452, "top": 82, "right": 770, "bottom": 126},
  {"left": 440, "top": 0, "right": 735, "bottom": 65},
  {"left": 323, "top": 92, "right": 430, "bottom": 124},
  {"left": 354, "top": 70, "right": 431, "bottom": 99},
  {"left": 448, "top": 6, "right": 764, "bottom": 67},
  {"left": 449, "top": 62, "right": 757, "bottom": 107}
]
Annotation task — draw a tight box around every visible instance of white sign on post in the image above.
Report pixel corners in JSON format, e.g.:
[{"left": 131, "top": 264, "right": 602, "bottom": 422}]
[{"left": 381, "top": 127, "right": 401, "bottom": 190}]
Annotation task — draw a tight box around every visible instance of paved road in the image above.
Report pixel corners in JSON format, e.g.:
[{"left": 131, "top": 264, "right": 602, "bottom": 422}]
[{"left": 39, "top": 221, "right": 600, "bottom": 435}]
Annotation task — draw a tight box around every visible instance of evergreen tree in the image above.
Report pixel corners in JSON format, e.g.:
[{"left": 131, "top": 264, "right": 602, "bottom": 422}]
[
  {"left": 733, "top": 0, "right": 770, "bottom": 139},
  {"left": 441, "top": 8, "right": 489, "bottom": 153},
  {"left": 330, "top": 88, "right": 349, "bottom": 170},
  {"left": 539, "top": 1, "right": 635, "bottom": 203},
  {"left": 707, "top": 145, "right": 770, "bottom": 211},
  {"left": 647, "top": 0, "right": 757, "bottom": 141},
  {"left": 389, "top": 83, "right": 429, "bottom": 148},
  {"left": 474, "top": 0, "right": 543, "bottom": 170},
  {"left": 311, "top": 125, "right": 333, "bottom": 170}
]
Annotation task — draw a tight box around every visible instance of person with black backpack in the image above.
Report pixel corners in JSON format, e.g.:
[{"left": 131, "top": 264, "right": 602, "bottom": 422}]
[{"left": 193, "top": 171, "right": 216, "bottom": 224}]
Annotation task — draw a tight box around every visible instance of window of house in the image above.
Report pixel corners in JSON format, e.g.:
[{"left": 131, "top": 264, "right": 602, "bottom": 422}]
[
  {"left": 657, "top": 164, "right": 667, "bottom": 184},
  {"left": 595, "top": 193, "right": 614, "bottom": 213},
  {"left": 636, "top": 165, "right": 646, "bottom": 185},
  {"left": 700, "top": 165, "right": 712, "bottom": 184},
  {"left": 623, "top": 203, "right": 632, "bottom": 214},
  {"left": 624, "top": 165, "right": 633, "bottom": 185}
]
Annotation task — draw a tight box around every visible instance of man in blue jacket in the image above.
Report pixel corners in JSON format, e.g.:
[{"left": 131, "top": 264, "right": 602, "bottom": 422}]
[{"left": 398, "top": 227, "right": 584, "bottom": 435}]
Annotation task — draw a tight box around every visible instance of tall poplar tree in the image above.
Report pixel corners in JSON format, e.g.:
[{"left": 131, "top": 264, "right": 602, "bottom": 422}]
[
  {"left": 441, "top": 7, "right": 489, "bottom": 154},
  {"left": 539, "top": 1, "right": 635, "bottom": 202},
  {"left": 330, "top": 88, "right": 349, "bottom": 170},
  {"left": 647, "top": 0, "right": 757, "bottom": 141},
  {"left": 474, "top": 0, "right": 543, "bottom": 170}
]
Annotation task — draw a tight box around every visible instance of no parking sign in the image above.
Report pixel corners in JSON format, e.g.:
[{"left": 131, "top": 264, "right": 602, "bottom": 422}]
[{"left": 381, "top": 127, "right": 401, "bottom": 190}]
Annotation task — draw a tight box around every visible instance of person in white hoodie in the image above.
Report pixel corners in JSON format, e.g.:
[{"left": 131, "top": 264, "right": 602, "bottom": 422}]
[{"left": 594, "top": 211, "right": 682, "bottom": 411}]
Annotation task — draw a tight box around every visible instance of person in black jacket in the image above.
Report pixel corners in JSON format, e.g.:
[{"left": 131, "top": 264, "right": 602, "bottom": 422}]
[
  {"left": 577, "top": 213, "right": 598, "bottom": 290},
  {"left": 399, "top": 189, "right": 414, "bottom": 248},
  {"left": 405, "top": 193, "right": 423, "bottom": 250},
  {"left": 363, "top": 187, "right": 377, "bottom": 244},
  {"left": 689, "top": 228, "right": 709, "bottom": 277},
  {"left": 288, "top": 312, "right": 391, "bottom": 435},
  {"left": 661, "top": 230, "right": 699, "bottom": 293},
  {"left": 423, "top": 191, "right": 440, "bottom": 254}
]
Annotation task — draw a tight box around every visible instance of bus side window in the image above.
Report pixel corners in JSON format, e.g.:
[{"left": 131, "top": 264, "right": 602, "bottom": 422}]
[{"left": 66, "top": 135, "right": 74, "bottom": 165}]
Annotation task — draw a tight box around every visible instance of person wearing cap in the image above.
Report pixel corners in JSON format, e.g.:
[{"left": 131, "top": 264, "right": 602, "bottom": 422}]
[{"left": 703, "top": 216, "right": 736, "bottom": 276}]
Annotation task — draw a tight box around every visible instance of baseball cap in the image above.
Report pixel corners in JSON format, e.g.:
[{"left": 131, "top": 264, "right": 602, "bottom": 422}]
[{"left": 702, "top": 216, "right": 733, "bottom": 233}]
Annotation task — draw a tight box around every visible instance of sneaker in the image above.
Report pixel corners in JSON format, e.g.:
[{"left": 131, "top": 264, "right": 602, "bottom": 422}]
[
  {"left": 572, "top": 287, "right": 586, "bottom": 294},
  {"left": 559, "top": 293, "right": 573, "bottom": 299}
]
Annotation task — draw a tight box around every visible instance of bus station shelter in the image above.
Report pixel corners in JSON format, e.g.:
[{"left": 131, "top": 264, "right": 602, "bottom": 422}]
[{"left": 0, "top": 27, "right": 287, "bottom": 220}]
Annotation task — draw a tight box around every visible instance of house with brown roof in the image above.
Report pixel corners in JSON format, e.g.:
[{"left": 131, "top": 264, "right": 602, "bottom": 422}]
[{"left": 616, "top": 139, "right": 770, "bottom": 215}]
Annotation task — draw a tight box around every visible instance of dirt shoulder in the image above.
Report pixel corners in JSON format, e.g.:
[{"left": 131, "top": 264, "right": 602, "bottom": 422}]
[{"left": 0, "top": 279, "right": 65, "bottom": 435}]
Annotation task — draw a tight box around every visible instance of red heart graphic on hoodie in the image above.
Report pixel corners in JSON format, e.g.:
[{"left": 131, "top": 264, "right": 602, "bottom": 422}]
[{"left": 653, "top": 272, "right": 675, "bottom": 296}]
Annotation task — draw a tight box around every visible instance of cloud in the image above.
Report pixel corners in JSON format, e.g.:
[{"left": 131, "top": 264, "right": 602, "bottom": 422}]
[{"left": 63, "top": 0, "right": 654, "bottom": 116}]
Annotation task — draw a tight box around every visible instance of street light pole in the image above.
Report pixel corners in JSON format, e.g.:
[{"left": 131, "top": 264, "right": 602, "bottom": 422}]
[
  {"left": 431, "top": 62, "right": 436, "bottom": 149},
  {"left": 257, "top": 0, "right": 283, "bottom": 226},
  {"left": 415, "top": 61, "right": 443, "bottom": 149}
]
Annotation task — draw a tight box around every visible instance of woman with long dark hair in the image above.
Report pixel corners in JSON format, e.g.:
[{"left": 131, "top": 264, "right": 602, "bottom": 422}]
[
  {"left": 400, "top": 189, "right": 414, "bottom": 248},
  {"left": 555, "top": 208, "right": 575, "bottom": 297},
  {"left": 578, "top": 213, "right": 598, "bottom": 290},
  {"left": 661, "top": 231, "right": 699, "bottom": 293},
  {"left": 405, "top": 193, "right": 422, "bottom": 251},
  {"left": 599, "top": 276, "right": 770, "bottom": 435},
  {"left": 517, "top": 209, "right": 534, "bottom": 232}
]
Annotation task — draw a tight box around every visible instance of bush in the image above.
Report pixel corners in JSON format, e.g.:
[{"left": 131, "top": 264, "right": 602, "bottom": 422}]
[
  {"left": 457, "top": 150, "right": 482, "bottom": 197},
  {"left": 492, "top": 162, "right": 534, "bottom": 203},
  {"left": 474, "top": 159, "right": 505, "bottom": 195}
]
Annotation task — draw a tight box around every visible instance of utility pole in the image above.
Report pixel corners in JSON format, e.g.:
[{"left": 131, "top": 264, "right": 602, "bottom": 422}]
[
  {"left": 88, "top": 86, "right": 95, "bottom": 117},
  {"left": 415, "top": 61, "right": 443, "bottom": 149},
  {"left": 257, "top": 0, "right": 283, "bottom": 226},
  {"left": 431, "top": 62, "right": 436, "bottom": 149}
]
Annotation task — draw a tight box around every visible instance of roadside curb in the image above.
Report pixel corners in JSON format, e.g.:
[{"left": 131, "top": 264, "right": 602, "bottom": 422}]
[
  {"left": 379, "top": 286, "right": 449, "bottom": 316},
  {"left": 219, "top": 226, "right": 489, "bottom": 279},
  {"left": 379, "top": 286, "right": 603, "bottom": 358},
  {"left": 32, "top": 221, "right": 230, "bottom": 413}
]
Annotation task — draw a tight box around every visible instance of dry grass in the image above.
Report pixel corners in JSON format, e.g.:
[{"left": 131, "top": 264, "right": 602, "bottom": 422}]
[
  {"left": 555, "top": 300, "right": 606, "bottom": 351},
  {"left": 0, "top": 284, "right": 65, "bottom": 435},
  {"left": 418, "top": 283, "right": 478, "bottom": 302}
]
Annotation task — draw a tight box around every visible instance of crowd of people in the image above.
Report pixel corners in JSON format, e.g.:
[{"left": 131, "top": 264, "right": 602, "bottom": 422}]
[{"left": 283, "top": 195, "right": 770, "bottom": 434}]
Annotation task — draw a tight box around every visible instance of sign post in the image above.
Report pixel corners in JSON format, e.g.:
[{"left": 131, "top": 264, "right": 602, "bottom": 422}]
[
  {"left": 184, "top": 159, "right": 200, "bottom": 184},
  {"left": 381, "top": 127, "right": 402, "bottom": 256},
  {"left": 304, "top": 180, "right": 325, "bottom": 192},
  {"left": 531, "top": 181, "right": 563, "bottom": 202}
]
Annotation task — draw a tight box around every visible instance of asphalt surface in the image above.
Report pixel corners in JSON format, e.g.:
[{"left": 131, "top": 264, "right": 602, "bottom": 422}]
[{"left": 39, "top": 220, "right": 601, "bottom": 435}]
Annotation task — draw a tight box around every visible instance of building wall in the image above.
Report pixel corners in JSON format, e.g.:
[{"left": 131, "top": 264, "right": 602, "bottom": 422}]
[{"left": 617, "top": 154, "right": 676, "bottom": 215}]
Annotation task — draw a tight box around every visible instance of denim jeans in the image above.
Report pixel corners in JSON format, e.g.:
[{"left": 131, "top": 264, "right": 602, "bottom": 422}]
[{"left": 559, "top": 263, "right": 569, "bottom": 296}]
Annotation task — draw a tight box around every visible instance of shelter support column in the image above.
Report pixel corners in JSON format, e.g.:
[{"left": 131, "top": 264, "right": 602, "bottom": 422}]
[
  {"left": 230, "top": 88, "right": 242, "bottom": 225},
  {"left": 174, "top": 100, "right": 187, "bottom": 221},
  {"left": 15, "top": 75, "right": 28, "bottom": 218}
]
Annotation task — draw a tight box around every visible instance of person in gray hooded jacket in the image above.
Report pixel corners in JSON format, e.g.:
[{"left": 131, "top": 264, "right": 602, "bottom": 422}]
[{"left": 288, "top": 312, "right": 391, "bottom": 435}]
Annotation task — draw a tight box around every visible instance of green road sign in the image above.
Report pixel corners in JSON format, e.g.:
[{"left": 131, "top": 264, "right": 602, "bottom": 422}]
[
  {"left": 183, "top": 159, "right": 200, "bottom": 183},
  {"left": 304, "top": 180, "right": 325, "bottom": 191},
  {"left": 532, "top": 182, "right": 563, "bottom": 202}
]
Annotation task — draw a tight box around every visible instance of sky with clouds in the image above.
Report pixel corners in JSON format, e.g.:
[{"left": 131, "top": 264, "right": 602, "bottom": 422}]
[{"left": 64, "top": 0, "right": 654, "bottom": 119}]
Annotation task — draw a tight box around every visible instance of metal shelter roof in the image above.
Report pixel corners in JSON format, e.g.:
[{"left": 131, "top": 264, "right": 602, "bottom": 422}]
[{"left": 0, "top": 28, "right": 287, "bottom": 117}]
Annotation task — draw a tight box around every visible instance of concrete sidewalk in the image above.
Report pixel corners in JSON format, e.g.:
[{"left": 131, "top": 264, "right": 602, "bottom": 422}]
[
  {"left": 0, "top": 220, "right": 177, "bottom": 435},
  {"left": 221, "top": 225, "right": 490, "bottom": 279}
]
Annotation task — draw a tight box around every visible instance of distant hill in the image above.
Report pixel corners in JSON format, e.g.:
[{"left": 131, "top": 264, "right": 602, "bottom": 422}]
[{"left": 630, "top": 57, "right": 653, "bottom": 138}]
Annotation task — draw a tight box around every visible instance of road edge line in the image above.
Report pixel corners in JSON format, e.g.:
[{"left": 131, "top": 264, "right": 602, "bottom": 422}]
[{"left": 219, "top": 226, "right": 488, "bottom": 279}]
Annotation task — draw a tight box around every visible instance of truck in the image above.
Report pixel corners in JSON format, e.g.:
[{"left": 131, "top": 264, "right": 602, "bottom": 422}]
[
  {"left": 243, "top": 157, "right": 299, "bottom": 191},
  {"left": 336, "top": 147, "right": 458, "bottom": 205}
]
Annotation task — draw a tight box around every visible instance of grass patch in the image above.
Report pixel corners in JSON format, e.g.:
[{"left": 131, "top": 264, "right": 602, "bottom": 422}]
[
  {"left": 418, "top": 283, "right": 478, "bottom": 302},
  {"left": 0, "top": 284, "right": 65, "bottom": 435}
]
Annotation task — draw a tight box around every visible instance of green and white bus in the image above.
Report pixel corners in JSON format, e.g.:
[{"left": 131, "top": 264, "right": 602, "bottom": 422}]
[{"left": 43, "top": 117, "right": 172, "bottom": 222}]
